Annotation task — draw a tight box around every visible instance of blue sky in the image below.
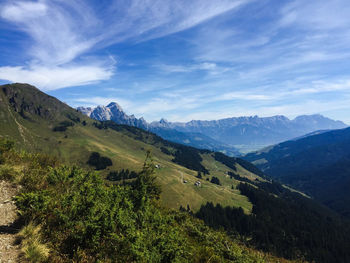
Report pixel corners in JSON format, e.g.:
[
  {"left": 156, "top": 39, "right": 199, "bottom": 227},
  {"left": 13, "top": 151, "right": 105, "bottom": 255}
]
[{"left": 1, "top": 0, "right": 350, "bottom": 123}]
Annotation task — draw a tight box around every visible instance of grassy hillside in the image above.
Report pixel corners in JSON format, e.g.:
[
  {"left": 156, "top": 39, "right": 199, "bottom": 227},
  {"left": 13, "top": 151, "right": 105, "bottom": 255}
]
[
  {"left": 2, "top": 83, "right": 350, "bottom": 262},
  {"left": 0, "top": 83, "right": 259, "bottom": 212},
  {"left": 2, "top": 137, "right": 293, "bottom": 263},
  {"left": 244, "top": 127, "right": 350, "bottom": 217}
]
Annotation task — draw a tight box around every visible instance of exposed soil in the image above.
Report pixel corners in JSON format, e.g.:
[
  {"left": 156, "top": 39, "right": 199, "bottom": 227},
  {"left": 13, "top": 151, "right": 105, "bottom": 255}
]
[{"left": 0, "top": 181, "right": 20, "bottom": 263}]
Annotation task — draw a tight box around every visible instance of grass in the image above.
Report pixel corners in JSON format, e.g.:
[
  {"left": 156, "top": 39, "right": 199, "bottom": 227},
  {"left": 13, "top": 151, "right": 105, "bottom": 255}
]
[
  {"left": 0, "top": 86, "right": 264, "bottom": 214},
  {"left": 18, "top": 223, "right": 50, "bottom": 263}
]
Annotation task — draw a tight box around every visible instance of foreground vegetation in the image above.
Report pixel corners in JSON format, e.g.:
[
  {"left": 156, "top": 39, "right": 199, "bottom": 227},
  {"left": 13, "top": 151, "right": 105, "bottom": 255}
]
[
  {"left": 1, "top": 138, "right": 286, "bottom": 262},
  {"left": 1, "top": 84, "right": 349, "bottom": 262}
]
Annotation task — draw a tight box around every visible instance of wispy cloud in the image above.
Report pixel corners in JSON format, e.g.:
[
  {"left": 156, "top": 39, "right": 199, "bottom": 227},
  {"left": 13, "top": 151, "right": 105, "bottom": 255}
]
[
  {"left": 157, "top": 62, "right": 219, "bottom": 73},
  {"left": 72, "top": 96, "right": 133, "bottom": 112},
  {"left": 0, "top": 0, "right": 98, "bottom": 66},
  {"left": 279, "top": 0, "right": 350, "bottom": 30},
  {"left": 2, "top": 0, "right": 350, "bottom": 123},
  {"left": 0, "top": 0, "right": 250, "bottom": 90},
  {"left": 0, "top": 65, "right": 114, "bottom": 91}
]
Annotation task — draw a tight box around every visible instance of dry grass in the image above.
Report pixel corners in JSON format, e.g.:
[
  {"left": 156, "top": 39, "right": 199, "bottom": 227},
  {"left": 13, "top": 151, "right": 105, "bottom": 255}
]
[{"left": 18, "top": 223, "right": 50, "bottom": 263}]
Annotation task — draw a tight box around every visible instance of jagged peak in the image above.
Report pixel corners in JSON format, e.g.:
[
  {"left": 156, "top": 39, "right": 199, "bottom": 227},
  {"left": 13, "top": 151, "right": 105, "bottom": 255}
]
[
  {"left": 159, "top": 118, "right": 168, "bottom": 124},
  {"left": 107, "top": 102, "right": 123, "bottom": 111}
]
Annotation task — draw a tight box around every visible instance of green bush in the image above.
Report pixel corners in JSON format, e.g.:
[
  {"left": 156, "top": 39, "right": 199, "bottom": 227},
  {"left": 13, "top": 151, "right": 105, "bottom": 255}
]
[
  {"left": 87, "top": 152, "right": 113, "bottom": 170},
  {"left": 0, "top": 164, "right": 16, "bottom": 181},
  {"left": 0, "top": 138, "right": 15, "bottom": 164},
  {"left": 52, "top": 121, "right": 74, "bottom": 132},
  {"left": 210, "top": 176, "right": 221, "bottom": 185}
]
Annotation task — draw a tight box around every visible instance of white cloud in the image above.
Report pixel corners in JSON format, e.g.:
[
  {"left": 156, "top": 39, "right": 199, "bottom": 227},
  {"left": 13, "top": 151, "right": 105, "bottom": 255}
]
[
  {"left": 158, "top": 62, "right": 218, "bottom": 73},
  {"left": 73, "top": 96, "right": 132, "bottom": 109},
  {"left": 102, "top": 0, "right": 253, "bottom": 43},
  {"left": 279, "top": 0, "right": 350, "bottom": 30},
  {"left": 166, "top": 97, "right": 350, "bottom": 123},
  {"left": 0, "top": 0, "right": 97, "bottom": 66},
  {"left": 213, "top": 92, "right": 273, "bottom": 101},
  {"left": 0, "top": 65, "right": 113, "bottom": 91},
  {"left": 1, "top": 1, "right": 47, "bottom": 21},
  {"left": 0, "top": 0, "right": 251, "bottom": 89}
]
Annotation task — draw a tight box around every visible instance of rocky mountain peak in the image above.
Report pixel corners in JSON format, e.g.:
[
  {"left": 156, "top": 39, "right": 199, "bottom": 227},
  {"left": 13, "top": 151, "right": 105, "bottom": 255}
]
[{"left": 107, "top": 102, "right": 123, "bottom": 112}]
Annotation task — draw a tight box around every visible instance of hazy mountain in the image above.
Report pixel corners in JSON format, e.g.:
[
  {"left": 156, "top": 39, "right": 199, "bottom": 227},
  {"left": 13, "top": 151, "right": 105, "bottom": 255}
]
[
  {"left": 79, "top": 103, "right": 347, "bottom": 154},
  {"left": 78, "top": 104, "right": 240, "bottom": 155},
  {"left": 150, "top": 115, "right": 347, "bottom": 152},
  {"left": 244, "top": 127, "right": 350, "bottom": 217},
  {"left": 150, "top": 127, "right": 240, "bottom": 156}
]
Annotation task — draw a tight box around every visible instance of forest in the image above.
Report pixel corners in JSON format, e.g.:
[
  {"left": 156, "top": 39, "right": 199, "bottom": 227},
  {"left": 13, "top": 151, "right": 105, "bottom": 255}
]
[{"left": 196, "top": 182, "right": 350, "bottom": 263}]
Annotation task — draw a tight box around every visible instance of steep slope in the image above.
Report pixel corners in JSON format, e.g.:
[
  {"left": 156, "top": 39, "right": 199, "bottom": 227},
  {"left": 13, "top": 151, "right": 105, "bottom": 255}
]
[
  {"left": 2, "top": 83, "right": 350, "bottom": 262},
  {"left": 0, "top": 140, "right": 300, "bottom": 263},
  {"left": 78, "top": 104, "right": 240, "bottom": 155},
  {"left": 0, "top": 83, "right": 258, "bottom": 212},
  {"left": 244, "top": 127, "right": 350, "bottom": 217}
]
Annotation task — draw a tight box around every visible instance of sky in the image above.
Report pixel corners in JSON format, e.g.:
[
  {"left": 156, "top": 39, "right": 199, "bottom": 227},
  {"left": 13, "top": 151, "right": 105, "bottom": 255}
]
[{"left": 1, "top": 0, "right": 350, "bottom": 123}]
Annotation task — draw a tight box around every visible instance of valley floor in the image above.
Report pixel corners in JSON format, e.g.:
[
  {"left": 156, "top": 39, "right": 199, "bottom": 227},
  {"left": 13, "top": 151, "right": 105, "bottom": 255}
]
[{"left": 0, "top": 181, "right": 20, "bottom": 263}]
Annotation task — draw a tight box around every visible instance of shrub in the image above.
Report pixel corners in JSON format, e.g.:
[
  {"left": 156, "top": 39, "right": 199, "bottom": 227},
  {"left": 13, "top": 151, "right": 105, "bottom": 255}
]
[
  {"left": 22, "top": 239, "right": 50, "bottom": 263},
  {"left": 52, "top": 121, "right": 74, "bottom": 132},
  {"left": 87, "top": 152, "right": 112, "bottom": 170},
  {"left": 0, "top": 137, "right": 15, "bottom": 153},
  {"left": 107, "top": 169, "right": 138, "bottom": 181},
  {"left": 19, "top": 223, "right": 50, "bottom": 263},
  {"left": 210, "top": 176, "right": 221, "bottom": 185},
  {"left": 0, "top": 138, "right": 15, "bottom": 164},
  {"left": 0, "top": 164, "right": 16, "bottom": 181},
  {"left": 160, "top": 147, "right": 171, "bottom": 155}
]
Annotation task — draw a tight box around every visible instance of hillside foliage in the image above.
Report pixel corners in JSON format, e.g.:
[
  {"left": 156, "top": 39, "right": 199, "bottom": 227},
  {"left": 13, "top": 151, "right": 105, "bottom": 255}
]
[
  {"left": 0, "top": 138, "right": 271, "bottom": 263},
  {"left": 196, "top": 182, "right": 350, "bottom": 263},
  {"left": 244, "top": 127, "right": 350, "bottom": 217}
]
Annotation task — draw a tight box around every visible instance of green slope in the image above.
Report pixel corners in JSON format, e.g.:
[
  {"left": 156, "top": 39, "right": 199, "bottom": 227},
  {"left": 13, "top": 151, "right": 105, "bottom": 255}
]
[
  {"left": 244, "top": 127, "right": 350, "bottom": 217},
  {"left": 0, "top": 83, "right": 260, "bottom": 212},
  {"left": 3, "top": 83, "right": 350, "bottom": 262}
]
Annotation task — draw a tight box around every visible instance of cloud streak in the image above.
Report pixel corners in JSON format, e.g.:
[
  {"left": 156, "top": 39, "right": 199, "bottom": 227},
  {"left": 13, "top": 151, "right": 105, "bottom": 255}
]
[
  {"left": 0, "top": 65, "right": 114, "bottom": 91},
  {"left": 0, "top": 0, "right": 249, "bottom": 90}
]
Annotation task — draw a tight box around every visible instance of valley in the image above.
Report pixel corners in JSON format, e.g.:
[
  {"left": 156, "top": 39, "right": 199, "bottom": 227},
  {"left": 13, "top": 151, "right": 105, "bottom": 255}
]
[{"left": 1, "top": 83, "right": 350, "bottom": 262}]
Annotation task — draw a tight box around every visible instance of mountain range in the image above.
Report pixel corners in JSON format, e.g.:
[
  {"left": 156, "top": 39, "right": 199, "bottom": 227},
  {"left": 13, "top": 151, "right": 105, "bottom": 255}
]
[
  {"left": 78, "top": 103, "right": 347, "bottom": 154},
  {"left": 77, "top": 103, "right": 241, "bottom": 155},
  {"left": 0, "top": 83, "right": 255, "bottom": 211},
  {"left": 2, "top": 83, "right": 350, "bottom": 262}
]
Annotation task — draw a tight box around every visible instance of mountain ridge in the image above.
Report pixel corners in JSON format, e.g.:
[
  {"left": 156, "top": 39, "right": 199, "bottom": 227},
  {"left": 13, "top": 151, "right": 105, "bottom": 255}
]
[
  {"left": 3, "top": 83, "right": 350, "bottom": 262},
  {"left": 0, "top": 83, "right": 257, "bottom": 212},
  {"left": 78, "top": 103, "right": 347, "bottom": 153},
  {"left": 244, "top": 126, "right": 350, "bottom": 217}
]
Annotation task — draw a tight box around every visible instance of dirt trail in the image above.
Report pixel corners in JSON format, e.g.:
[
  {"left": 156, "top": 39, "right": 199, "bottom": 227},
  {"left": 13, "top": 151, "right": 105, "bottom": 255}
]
[{"left": 0, "top": 181, "right": 20, "bottom": 263}]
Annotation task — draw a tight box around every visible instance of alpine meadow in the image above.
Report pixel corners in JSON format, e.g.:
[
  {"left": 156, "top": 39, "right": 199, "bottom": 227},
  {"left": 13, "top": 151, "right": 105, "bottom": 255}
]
[{"left": 1, "top": 1, "right": 350, "bottom": 262}]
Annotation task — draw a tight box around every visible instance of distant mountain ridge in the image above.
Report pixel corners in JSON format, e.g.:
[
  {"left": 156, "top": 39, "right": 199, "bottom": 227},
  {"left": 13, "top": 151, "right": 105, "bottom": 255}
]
[
  {"left": 77, "top": 103, "right": 241, "bottom": 155},
  {"left": 244, "top": 127, "right": 350, "bottom": 217},
  {"left": 150, "top": 114, "right": 347, "bottom": 148},
  {"left": 78, "top": 103, "right": 347, "bottom": 154}
]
